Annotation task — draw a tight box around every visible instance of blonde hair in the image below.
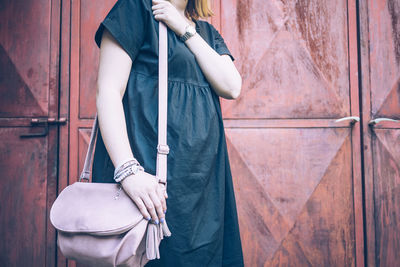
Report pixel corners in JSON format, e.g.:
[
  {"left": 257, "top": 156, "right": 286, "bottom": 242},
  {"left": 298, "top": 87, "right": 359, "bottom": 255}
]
[{"left": 185, "top": 0, "right": 214, "bottom": 20}]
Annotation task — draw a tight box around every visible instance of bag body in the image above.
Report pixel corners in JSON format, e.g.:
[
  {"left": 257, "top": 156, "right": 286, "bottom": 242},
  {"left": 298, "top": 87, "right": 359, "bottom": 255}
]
[
  {"left": 50, "top": 183, "right": 150, "bottom": 267},
  {"left": 57, "top": 229, "right": 148, "bottom": 267}
]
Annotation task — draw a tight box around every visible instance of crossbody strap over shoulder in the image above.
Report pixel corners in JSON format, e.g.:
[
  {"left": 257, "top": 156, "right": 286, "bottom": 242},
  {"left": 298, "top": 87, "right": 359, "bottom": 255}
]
[{"left": 79, "top": 21, "right": 169, "bottom": 190}]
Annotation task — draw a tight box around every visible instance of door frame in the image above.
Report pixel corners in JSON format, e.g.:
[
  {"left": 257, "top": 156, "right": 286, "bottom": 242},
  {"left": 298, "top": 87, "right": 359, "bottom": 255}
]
[
  {"left": 46, "top": 0, "right": 63, "bottom": 266},
  {"left": 57, "top": 0, "right": 72, "bottom": 265},
  {"left": 349, "top": 0, "right": 365, "bottom": 266}
]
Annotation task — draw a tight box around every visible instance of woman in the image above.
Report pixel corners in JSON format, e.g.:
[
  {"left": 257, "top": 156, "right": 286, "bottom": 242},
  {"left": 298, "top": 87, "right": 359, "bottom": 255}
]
[{"left": 92, "top": 0, "right": 244, "bottom": 265}]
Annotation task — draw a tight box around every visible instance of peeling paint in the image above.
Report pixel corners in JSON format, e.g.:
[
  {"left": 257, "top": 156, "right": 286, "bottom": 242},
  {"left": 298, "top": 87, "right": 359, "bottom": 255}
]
[
  {"left": 388, "top": 0, "right": 400, "bottom": 64},
  {"left": 236, "top": 0, "right": 251, "bottom": 37}
]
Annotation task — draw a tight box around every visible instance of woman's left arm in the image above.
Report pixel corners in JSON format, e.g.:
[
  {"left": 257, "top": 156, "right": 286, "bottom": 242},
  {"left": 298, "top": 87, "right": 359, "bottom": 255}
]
[
  {"left": 152, "top": 0, "right": 242, "bottom": 99},
  {"left": 184, "top": 34, "right": 242, "bottom": 99}
]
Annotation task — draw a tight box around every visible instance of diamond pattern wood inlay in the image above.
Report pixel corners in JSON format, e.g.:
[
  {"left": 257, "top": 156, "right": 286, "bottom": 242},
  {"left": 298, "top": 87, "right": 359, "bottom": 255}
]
[
  {"left": 220, "top": 0, "right": 350, "bottom": 119},
  {"left": 226, "top": 129, "right": 354, "bottom": 265}
]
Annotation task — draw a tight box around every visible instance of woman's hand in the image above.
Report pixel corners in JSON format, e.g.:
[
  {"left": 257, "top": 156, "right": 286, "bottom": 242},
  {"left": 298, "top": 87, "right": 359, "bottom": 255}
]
[
  {"left": 151, "top": 0, "right": 189, "bottom": 36},
  {"left": 120, "top": 170, "right": 167, "bottom": 224}
]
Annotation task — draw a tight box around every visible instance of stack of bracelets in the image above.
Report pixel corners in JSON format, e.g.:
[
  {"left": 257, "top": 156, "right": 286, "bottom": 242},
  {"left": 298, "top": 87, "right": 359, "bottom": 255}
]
[{"left": 113, "top": 158, "right": 145, "bottom": 183}]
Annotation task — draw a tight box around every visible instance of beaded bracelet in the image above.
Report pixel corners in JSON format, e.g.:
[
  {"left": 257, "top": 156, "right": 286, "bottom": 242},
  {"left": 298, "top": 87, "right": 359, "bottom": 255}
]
[
  {"left": 114, "top": 157, "right": 138, "bottom": 170},
  {"left": 114, "top": 157, "right": 144, "bottom": 182},
  {"left": 114, "top": 158, "right": 140, "bottom": 177},
  {"left": 114, "top": 163, "right": 144, "bottom": 183},
  {"left": 114, "top": 163, "right": 139, "bottom": 181}
]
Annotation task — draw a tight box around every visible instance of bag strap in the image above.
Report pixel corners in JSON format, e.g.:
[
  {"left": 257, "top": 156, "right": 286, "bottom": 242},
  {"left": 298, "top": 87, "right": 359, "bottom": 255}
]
[{"left": 79, "top": 21, "right": 169, "bottom": 189}]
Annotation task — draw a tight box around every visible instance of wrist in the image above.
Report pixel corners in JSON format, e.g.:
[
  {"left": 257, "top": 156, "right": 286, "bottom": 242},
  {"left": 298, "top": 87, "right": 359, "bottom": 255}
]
[
  {"left": 176, "top": 23, "right": 188, "bottom": 37},
  {"left": 120, "top": 170, "right": 144, "bottom": 186},
  {"left": 178, "top": 24, "right": 197, "bottom": 42},
  {"left": 114, "top": 157, "right": 138, "bottom": 172},
  {"left": 114, "top": 160, "right": 144, "bottom": 183}
]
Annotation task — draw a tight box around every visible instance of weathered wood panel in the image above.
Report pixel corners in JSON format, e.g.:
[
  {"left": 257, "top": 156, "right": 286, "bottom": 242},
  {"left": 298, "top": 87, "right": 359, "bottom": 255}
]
[
  {"left": 226, "top": 128, "right": 355, "bottom": 266},
  {"left": 220, "top": 0, "right": 362, "bottom": 265},
  {"left": 0, "top": 130, "right": 48, "bottom": 266},
  {"left": 220, "top": 0, "right": 350, "bottom": 119},
  {"left": 0, "top": 0, "right": 61, "bottom": 266},
  {"left": 359, "top": 0, "right": 400, "bottom": 266}
]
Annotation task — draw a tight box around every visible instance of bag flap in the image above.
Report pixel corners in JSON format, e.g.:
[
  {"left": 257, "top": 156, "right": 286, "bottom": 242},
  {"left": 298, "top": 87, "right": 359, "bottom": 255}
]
[{"left": 50, "top": 182, "right": 144, "bottom": 235}]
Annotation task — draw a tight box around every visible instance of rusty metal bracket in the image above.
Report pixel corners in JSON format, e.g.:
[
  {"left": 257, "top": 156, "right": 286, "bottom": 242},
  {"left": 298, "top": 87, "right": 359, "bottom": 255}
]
[{"left": 20, "top": 117, "right": 67, "bottom": 138}]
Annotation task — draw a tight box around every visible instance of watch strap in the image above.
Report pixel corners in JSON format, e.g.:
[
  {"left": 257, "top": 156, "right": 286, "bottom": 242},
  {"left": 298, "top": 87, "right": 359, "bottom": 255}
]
[{"left": 179, "top": 24, "right": 196, "bottom": 42}]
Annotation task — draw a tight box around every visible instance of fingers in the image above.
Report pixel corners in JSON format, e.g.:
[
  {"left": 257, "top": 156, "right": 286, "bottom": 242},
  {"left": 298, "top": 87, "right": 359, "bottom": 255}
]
[
  {"left": 132, "top": 196, "right": 151, "bottom": 221},
  {"left": 163, "top": 186, "right": 168, "bottom": 199},
  {"left": 120, "top": 172, "right": 168, "bottom": 224},
  {"left": 152, "top": 0, "right": 169, "bottom": 6},
  {"left": 152, "top": 5, "right": 167, "bottom": 21},
  {"left": 149, "top": 191, "right": 165, "bottom": 223},
  {"left": 151, "top": 0, "right": 169, "bottom": 10},
  {"left": 157, "top": 185, "right": 167, "bottom": 213},
  {"left": 158, "top": 182, "right": 168, "bottom": 199},
  {"left": 152, "top": 9, "right": 163, "bottom": 15},
  {"left": 141, "top": 193, "right": 159, "bottom": 223},
  {"left": 152, "top": 0, "right": 171, "bottom": 21}
]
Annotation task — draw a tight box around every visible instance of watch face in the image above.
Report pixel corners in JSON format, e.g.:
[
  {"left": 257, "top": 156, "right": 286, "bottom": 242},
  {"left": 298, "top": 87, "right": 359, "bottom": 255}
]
[{"left": 188, "top": 25, "right": 196, "bottom": 35}]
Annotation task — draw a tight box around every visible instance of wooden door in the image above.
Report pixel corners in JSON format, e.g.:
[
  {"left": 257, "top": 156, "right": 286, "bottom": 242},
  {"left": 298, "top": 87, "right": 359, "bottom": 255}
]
[
  {"left": 218, "top": 0, "right": 364, "bottom": 266},
  {"left": 359, "top": 1, "right": 400, "bottom": 266},
  {"left": 0, "top": 0, "right": 62, "bottom": 266}
]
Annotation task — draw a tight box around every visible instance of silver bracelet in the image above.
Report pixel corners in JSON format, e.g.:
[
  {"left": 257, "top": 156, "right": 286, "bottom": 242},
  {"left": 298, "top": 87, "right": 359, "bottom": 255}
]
[
  {"left": 114, "top": 163, "right": 144, "bottom": 183},
  {"left": 114, "top": 166, "right": 138, "bottom": 182},
  {"left": 114, "top": 164, "right": 137, "bottom": 182},
  {"left": 115, "top": 165, "right": 144, "bottom": 183},
  {"left": 114, "top": 158, "right": 140, "bottom": 177}
]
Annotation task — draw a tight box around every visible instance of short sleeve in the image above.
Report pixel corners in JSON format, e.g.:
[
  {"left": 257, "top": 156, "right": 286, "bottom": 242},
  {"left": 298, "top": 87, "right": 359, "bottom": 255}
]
[
  {"left": 94, "top": 0, "right": 149, "bottom": 62},
  {"left": 209, "top": 24, "right": 235, "bottom": 62}
]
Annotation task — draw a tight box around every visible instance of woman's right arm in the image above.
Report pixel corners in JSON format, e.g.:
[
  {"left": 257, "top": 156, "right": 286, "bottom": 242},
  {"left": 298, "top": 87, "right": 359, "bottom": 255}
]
[{"left": 96, "top": 28, "right": 166, "bottom": 224}]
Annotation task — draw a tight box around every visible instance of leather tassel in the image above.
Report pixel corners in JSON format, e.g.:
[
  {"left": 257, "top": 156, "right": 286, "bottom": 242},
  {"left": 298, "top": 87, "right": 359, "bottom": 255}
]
[
  {"left": 161, "top": 220, "right": 172, "bottom": 237},
  {"left": 158, "top": 223, "right": 163, "bottom": 240},
  {"left": 145, "top": 220, "right": 172, "bottom": 260},
  {"left": 146, "top": 223, "right": 161, "bottom": 260}
]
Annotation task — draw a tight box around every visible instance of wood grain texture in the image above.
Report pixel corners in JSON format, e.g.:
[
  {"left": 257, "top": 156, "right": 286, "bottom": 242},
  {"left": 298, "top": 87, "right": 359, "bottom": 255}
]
[
  {"left": 372, "top": 130, "right": 400, "bottom": 267},
  {"left": 226, "top": 128, "right": 355, "bottom": 266},
  {"left": 220, "top": 0, "right": 350, "bottom": 119},
  {"left": 219, "top": 0, "right": 361, "bottom": 265},
  {"left": 0, "top": 0, "right": 61, "bottom": 266},
  {"left": 359, "top": 1, "right": 400, "bottom": 266}
]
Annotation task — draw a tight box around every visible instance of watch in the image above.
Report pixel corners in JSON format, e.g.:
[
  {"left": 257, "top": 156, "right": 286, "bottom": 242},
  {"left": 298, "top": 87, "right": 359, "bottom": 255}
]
[{"left": 179, "top": 24, "right": 197, "bottom": 42}]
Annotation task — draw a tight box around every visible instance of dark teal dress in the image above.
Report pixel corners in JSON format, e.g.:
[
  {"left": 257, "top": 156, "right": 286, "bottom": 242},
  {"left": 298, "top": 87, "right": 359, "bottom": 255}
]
[{"left": 92, "top": 0, "right": 244, "bottom": 266}]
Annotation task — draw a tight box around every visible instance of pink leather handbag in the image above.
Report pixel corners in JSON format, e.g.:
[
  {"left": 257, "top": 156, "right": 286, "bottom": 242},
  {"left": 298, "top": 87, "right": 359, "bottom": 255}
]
[{"left": 50, "top": 21, "right": 171, "bottom": 267}]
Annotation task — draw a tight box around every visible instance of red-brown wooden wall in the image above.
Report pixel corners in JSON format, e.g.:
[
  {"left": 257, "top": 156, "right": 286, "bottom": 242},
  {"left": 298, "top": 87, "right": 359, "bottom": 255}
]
[{"left": 0, "top": 0, "right": 399, "bottom": 266}]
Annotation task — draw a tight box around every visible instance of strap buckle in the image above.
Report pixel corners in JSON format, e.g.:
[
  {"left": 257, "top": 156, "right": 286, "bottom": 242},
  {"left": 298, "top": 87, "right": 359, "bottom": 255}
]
[
  {"left": 157, "top": 144, "right": 170, "bottom": 155},
  {"left": 79, "top": 171, "right": 90, "bottom": 182}
]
